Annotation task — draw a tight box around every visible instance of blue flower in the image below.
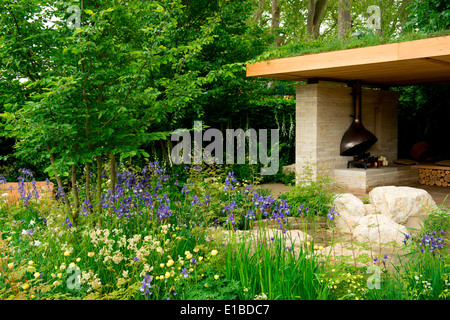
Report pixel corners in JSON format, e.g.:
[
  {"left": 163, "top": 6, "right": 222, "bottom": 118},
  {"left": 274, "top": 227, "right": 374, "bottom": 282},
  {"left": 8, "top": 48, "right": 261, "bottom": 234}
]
[
  {"left": 419, "top": 231, "right": 446, "bottom": 256},
  {"left": 140, "top": 274, "right": 152, "bottom": 296},
  {"left": 327, "top": 207, "right": 338, "bottom": 221},
  {"left": 62, "top": 218, "right": 73, "bottom": 229}
]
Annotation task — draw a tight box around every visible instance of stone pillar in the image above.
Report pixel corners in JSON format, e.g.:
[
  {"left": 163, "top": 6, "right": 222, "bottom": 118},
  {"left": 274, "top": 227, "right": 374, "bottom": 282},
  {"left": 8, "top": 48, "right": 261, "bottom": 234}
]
[{"left": 295, "top": 83, "right": 399, "bottom": 180}]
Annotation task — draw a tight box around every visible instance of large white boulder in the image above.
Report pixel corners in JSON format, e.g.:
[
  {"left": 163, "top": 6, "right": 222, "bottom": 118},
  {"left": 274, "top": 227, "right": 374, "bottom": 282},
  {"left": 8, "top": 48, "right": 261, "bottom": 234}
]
[
  {"left": 333, "top": 193, "right": 366, "bottom": 234},
  {"left": 369, "top": 186, "right": 437, "bottom": 224},
  {"left": 353, "top": 213, "right": 408, "bottom": 250}
]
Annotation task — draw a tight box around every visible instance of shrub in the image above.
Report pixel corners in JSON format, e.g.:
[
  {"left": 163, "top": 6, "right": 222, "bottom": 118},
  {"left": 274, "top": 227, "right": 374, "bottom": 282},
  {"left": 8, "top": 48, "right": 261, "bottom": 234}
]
[{"left": 279, "top": 166, "right": 337, "bottom": 218}]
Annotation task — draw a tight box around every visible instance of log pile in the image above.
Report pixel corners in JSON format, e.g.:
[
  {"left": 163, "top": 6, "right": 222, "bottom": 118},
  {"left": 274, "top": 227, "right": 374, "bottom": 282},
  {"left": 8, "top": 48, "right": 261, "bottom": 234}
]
[{"left": 419, "top": 165, "right": 450, "bottom": 187}]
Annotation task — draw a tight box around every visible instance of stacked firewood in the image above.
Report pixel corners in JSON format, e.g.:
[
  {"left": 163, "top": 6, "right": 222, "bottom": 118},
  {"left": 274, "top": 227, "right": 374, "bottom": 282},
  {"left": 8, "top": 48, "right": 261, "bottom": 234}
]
[{"left": 419, "top": 166, "right": 450, "bottom": 187}]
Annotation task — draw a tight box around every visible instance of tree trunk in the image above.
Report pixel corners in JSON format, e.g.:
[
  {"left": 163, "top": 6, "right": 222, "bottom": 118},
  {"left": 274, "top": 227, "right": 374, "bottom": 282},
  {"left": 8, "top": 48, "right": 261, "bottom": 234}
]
[
  {"left": 96, "top": 155, "right": 103, "bottom": 227},
  {"left": 110, "top": 152, "right": 116, "bottom": 197},
  {"left": 253, "top": 0, "right": 266, "bottom": 26},
  {"left": 160, "top": 140, "right": 171, "bottom": 167},
  {"left": 49, "top": 152, "right": 71, "bottom": 215},
  {"left": 71, "top": 164, "right": 80, "bottom": 227},
  {"left": 338, "top": 0, "right": 352, "bottom": 38},
  {"left": 271, "top": 0, "right": 281, "bottom": 46},
  {"left": 85, "top": 162, "right": 93, "bottom": 216},
  {"left": 307, "top": 0, "right": 328, "bottom": 39}
]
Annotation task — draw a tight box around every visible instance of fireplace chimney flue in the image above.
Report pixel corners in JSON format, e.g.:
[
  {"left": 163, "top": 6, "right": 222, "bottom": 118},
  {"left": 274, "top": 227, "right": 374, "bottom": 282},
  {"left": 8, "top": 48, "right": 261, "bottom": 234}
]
[{"left": 340, "top": 80, "right": 378, "bottom": 156}]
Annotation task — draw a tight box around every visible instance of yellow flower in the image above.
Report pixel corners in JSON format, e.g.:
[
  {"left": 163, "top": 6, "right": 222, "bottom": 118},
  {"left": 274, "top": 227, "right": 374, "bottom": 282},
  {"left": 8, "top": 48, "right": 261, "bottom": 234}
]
[
  {"left": 318, "top": 246, "right": 323, "bottom": 251},
  {"left": 185, "top": 251, "right": 193, "bottom": 259},
  {"left": 7, "top": 262, "right": 14, "bottom": 269},
  {"left": 28, "top": 260, "right": 34, "bottom": 266},
  {"left": 6, "top": 236, "right": 12, "bottom": 241},
  {"left": 166, "top": 260, "right": 174, "bottom": 267},
  {"left": 165, "top": 272, "right": 171, "bottom": 279},
  {"left": 160, "top": 263, "right": 165, "bottom": 268},
  {"left": 64, "top": 250, "right": 71, "bottom": 256},
  {"left": 57, "top": 273, "right": 62, "bottom": 278},
  {"left": 69, "top": 262, "right": 76, "bottom": 268},
  {"left": 34, "top": 272, "right": 40, "bottom": 279},
  {"left": 204, "top": 283, "right": 209, "bottom": 288},
  {"left": 193, "top": 247, "right": 199, "bottom": 253},
  {"left": 88, "top": 252, "right": 95, "bottom": 257},
  {"left": 76, "top": 258, "right": 81, "bottom": 263},
  {"left": 211, "top": 249, "right": 218, "bottom": 256},
  {"left": 30, "top": 295, "right": 35, "bottom": 299},
  {"left": 214, "top": 275, "right": 219, "bottom": 280},
  {"left": 22, "top": 283, "right": 30, "bottom": 290},
  {"left": 199, "top": 256, "right": 203, "bottom": 261},
  {"left": 172, "top": 234, "right": 176, "bottom": 237}
]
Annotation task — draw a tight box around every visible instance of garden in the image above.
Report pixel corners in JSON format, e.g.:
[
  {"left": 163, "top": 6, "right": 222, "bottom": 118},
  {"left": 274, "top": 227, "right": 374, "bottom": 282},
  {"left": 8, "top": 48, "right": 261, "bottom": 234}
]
[
  {"left": 1, "top": 0, "right": 450, "bottom": 305},
  {"left": 1, "top": 162, "right": 449, "bottom": 301}
]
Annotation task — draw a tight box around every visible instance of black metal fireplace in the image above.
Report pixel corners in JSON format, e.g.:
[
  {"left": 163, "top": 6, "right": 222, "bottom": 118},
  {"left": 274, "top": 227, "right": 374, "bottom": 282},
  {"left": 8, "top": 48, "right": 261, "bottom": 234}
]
[{"left": 340, "top": 80, "right": 379, "bottom": 169}]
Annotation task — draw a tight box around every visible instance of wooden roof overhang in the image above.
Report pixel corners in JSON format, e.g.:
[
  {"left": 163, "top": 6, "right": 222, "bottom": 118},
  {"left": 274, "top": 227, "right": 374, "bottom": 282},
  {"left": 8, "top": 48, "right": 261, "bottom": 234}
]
[{"left": 246, "top": 36, "right": 450, "bottom": 87}]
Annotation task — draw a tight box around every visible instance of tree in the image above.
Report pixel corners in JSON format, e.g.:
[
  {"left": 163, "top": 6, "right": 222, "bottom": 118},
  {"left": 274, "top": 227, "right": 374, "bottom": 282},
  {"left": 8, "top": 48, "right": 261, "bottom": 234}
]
[
  {"left": 307, "top": 0, "right": 328, "bottom": 38},
  {"left": 271, "top": 0, "right": 281, "bottom": 46},
  {"left": 338, "top": 0, "right": 351, "bottom": 38},
  {"left": 0, "top": 0, "right": 221, "bottom": 226}
]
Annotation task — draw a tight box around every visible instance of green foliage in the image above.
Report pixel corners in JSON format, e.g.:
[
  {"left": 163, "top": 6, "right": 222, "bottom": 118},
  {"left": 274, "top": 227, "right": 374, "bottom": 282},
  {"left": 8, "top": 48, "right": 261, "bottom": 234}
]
[
  {"left": 421, "top": 204, "right": 450, "bottom": 236},
  {"left": 406, "top": 0, "right": 450, "bottom": 33},
  {"left": 280, "top": 166, "right": 337, "bottom": 218},
  {"left": 266, "top": 29, "right": 450, "bottom": 60},
  {"left": 363, "top": 251, "right": 450, "bottom": 300},
  {"left": 224, "top": 232, "right": 331, "bottom": 300}
]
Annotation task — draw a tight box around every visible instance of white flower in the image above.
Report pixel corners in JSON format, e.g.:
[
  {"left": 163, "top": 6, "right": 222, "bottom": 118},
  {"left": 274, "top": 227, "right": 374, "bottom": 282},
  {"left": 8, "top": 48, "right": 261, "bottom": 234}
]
[{"left": 29, "top": 220, "right": 35, "bottom": 226}]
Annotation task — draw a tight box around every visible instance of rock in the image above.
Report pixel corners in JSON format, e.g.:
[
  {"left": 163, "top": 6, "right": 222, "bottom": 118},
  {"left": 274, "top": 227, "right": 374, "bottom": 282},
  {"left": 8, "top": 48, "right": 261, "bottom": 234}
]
[
  {"left": 364, "top": 204, "right": 378, "bottom": 215},
  {"left": 333, "top": 193, "right": 366, "bottom": 234},
  {"left": 282, "top": 164, "right": 296, "bottom": 175},
  {"left": 352, "top": 213, "right": 408, "bottom": 250},
  {"left": 369, "top": 186, "right": 437, "bottom": 224}
]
